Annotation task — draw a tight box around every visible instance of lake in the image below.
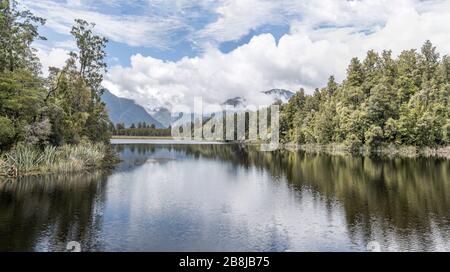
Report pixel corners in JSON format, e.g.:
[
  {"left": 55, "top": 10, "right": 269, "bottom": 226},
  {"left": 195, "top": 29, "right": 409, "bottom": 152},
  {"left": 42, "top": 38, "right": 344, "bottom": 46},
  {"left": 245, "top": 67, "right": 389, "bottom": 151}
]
[{"left": 1, "top": 141, "right": 449, "bottom": 251}]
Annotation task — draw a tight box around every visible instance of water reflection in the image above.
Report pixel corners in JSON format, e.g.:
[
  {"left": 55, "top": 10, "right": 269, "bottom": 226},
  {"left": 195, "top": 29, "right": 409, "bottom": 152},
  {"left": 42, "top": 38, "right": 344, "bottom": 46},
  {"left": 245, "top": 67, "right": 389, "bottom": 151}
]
[
  {"left": 0, "top": 172, "right": 109, "bottom": 251},
  {"left": 0, "top": 144, "right": 449, "bottom": 251}
]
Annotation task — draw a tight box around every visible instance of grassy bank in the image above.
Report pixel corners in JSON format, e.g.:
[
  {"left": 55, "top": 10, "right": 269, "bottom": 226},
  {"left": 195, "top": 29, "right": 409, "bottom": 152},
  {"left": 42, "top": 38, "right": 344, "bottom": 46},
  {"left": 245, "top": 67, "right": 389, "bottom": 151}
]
[
  {"left": 283, "top": 143, "right": 450, "bottom": 158},
  {"left": 0, "top": 142, "right": 118, "bottom": 179}
]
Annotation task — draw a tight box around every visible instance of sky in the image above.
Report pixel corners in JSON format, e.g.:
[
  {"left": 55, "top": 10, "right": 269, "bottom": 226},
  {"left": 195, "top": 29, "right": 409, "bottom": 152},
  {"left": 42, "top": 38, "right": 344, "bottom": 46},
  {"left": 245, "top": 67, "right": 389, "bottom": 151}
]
[{"left": 23, "top": 0, "right": 450, "bottom": 111}]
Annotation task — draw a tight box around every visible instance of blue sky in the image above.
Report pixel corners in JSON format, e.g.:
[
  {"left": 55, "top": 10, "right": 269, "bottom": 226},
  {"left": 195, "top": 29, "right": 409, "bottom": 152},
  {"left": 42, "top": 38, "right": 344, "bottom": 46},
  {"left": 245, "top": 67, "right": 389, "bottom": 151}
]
[
  {"left": 27, "top": 0, "right": 293, "bottom": 65},
  {"left": 24, "top": 0, "right": 450, "bottom": 110}
]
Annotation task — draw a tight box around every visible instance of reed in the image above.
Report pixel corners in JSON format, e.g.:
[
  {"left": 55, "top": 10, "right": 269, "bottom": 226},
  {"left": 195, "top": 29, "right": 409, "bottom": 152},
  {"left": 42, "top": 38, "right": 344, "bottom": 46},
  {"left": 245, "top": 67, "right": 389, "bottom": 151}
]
[
  {"left": 5, "top": 145, "right": 43, "bottom": 173},
  {"left": 1, "top": 142, "right": 110, "bottom": 177}
]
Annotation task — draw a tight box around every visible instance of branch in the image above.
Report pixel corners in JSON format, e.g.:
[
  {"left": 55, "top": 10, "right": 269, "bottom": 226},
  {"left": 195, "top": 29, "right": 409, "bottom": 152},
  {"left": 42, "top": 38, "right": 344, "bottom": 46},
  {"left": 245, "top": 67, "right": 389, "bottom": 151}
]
[{"left": 44, "top": 71, "right": 64, "bottom": 103}]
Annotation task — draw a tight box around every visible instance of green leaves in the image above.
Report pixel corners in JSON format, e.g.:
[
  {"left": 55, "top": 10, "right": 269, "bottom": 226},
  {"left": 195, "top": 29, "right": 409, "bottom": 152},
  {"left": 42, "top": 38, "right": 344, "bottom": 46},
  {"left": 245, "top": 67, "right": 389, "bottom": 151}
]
[
  {"left": 0, "top": 11, "right": 111, "bottom": 151},
  {"left": 41, "top": 19, "right": 111, "bottom": 146},
  {"left": 280, "top": 40, "right": 450, "bottom": 150},
  {"left": 0, "top": 0, "right": 45, "bottom": 73},
  {"left": 69, "top": 19, "right": 108, "bottom": 101},
  {"left": 0, "top": 116, "right": 14, "bottom": 149}
]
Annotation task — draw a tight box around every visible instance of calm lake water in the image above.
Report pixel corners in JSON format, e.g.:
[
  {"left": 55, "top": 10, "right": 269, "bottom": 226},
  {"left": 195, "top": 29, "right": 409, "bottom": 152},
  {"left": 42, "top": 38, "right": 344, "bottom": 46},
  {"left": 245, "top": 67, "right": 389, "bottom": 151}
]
[{"left": 1, "top": 142, "right": 450, "bottom": 252}]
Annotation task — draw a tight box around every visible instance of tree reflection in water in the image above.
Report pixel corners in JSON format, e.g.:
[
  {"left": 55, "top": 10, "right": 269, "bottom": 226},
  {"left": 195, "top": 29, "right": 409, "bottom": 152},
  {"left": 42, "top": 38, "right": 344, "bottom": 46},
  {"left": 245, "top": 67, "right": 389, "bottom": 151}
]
[
  {"left": 1, "top": 144, "right": 449, "bottom": 251},
  {"left": 0, "top": 171, "right": 109, "bottom": 251}
]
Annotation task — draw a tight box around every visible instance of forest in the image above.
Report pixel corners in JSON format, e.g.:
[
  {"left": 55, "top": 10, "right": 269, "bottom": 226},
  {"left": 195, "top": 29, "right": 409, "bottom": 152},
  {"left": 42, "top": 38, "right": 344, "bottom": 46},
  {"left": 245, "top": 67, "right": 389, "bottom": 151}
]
[
  {"left": 279, "top": 40, "right": 450, "bottom": 153},
  {"left": 112, "top": 123, "right": 172, "bottom": 137},
  {"left": 0, "top": 0, "right": 113, "bottom": 177}
]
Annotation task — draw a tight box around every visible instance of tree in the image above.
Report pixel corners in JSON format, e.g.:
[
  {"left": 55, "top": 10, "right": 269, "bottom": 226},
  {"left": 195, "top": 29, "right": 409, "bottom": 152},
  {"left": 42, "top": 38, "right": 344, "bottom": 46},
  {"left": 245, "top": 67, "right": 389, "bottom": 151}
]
[
  {"left": 365, "top": 125, "right": 383, "bottom": 150},
  {"left": 440, "top": 55, "right": 450, "bottom": 83},
  {"left": 0, "top": 5, "right": 113, "bottom": 152},
  {"left": 346, "top": 57, "right": 364, "bottom": 87},
  {"left": 326, "top": 75, "right": 338, "bottom": 97},
  {"left": 367, "top": 82, "right": 397, "bottom": 126},
  {"left": 0, "top": 0, "right": 48, "bottom": 149},
  {"left": 0, "top": 0, "right": 46, "bottom": 73},
  {"left": 69, "top": 19, "right": 108, "bottom": 102},
  {"left": 362, "top": 50, "right": 381, "bottom": 94},
  {"left": 0, "top": 116, "right": 14, "bottom": 149},
  {"left": 443, "top": 121, "right": 450, "bottom": 145},
  {"left": 0, "top": 68, "right": 47, "bottom": 144},
  {"left": 421, "top": 40, "right": 440, "bottom": 82},
  {"left": 279, "top": 40, "right": 449, "bottom": 151},
  {"left": 44, "top": 19, "right": 111, "bottom": 145}
]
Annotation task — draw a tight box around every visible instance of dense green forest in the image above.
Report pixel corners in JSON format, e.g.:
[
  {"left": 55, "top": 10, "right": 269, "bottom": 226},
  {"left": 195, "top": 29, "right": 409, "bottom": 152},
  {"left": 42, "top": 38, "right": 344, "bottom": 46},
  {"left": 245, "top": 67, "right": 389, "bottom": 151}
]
[
  {"left": 279, "top": 41, "right": 450, "bottom": 152},
  {"left": 112, "top": 123, "right": 172, "bottom": 137},
  {"left": 0, "top": 0, "right": 113, "bottom": 177}
]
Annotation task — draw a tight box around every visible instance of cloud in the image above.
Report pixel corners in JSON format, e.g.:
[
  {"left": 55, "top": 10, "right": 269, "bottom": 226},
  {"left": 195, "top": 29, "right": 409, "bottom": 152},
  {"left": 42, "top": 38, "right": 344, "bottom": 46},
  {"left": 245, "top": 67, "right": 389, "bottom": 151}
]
[
  {"left": 29, "top": 0, "right": 450, "bottom": 110},
  {"left": 104, "top": 0, "right": 450, "bottom": 111},
  {"left": 194, "top": 0, "right": 416, "bottom": 45},
  {"left": 195, "top": 0, "right": 282, "bottom": 43},
  {"left": 23, "top": 0, "right": 187, "bottom": 49},
  {"left": 34, "top": 44, "right": 70, "bottom": 76}
]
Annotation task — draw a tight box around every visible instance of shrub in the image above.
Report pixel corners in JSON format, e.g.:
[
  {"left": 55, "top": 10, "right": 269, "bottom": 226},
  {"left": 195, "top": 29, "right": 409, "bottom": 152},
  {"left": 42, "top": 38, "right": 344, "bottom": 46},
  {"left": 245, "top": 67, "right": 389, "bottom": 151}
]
[
  {"left": 2, "top": 142, "right": 107, "bottom": 176},
  {"left": 0, "top": 117, "right": 15, "bottom": 150},
  {"left": 443, "top": 122, "right": 450, "bottom": 145},
  {"left": 5, "top": 145, "right": 43, "bottom": 173},
  {"left": 365, "top": 125, "right": 384, "bottom": 150}
]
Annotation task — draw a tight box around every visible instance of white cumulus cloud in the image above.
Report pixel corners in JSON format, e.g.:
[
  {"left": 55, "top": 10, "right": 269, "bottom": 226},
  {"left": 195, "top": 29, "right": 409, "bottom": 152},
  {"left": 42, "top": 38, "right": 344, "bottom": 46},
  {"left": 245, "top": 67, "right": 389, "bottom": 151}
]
[{"left": 104, "top": 0, "right": 450, "bottom": 110}]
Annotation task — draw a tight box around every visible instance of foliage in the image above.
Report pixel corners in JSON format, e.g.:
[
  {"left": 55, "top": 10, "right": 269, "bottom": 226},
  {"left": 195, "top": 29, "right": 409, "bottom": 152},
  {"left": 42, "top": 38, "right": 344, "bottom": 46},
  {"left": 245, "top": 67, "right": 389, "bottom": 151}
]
[
  {"left": 24, "top": 118, "right": 52, "bottom": 146},
  {"left": 280, "top": 41, "right": 450, "bottom": 151},
  {"left": 0, "top": 2, "right": 113, "bottom": 171},
  {"left": 45, "top": 19, "right": 111, "bottom": 145},
  {"left": 112, "top": 122, "right": 172, "bottom": 137},
  {"left": 1, "top": 142, "right": 107, "bottom": 176},
  {"left": 0, "top": 0, "right": 46, "bottom": 73},
  {"left": 0, "top": 116, "right": 14, "bottom": 149}
]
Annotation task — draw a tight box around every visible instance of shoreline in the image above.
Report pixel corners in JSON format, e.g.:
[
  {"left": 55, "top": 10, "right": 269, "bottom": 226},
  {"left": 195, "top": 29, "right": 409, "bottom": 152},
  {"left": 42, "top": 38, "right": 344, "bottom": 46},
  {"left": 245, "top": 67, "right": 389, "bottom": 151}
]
[
  {"left": 111, "top": 137, "right": 450, "bottom": 159},
  {"left": 282, "top": 143, "right": 450, "bottom": 159},
  {"left": 3, "top": 140, "right": 449, "bottom": 180},
  {"left": 111, "top": 135, "right": 173, "bottom": 140}
]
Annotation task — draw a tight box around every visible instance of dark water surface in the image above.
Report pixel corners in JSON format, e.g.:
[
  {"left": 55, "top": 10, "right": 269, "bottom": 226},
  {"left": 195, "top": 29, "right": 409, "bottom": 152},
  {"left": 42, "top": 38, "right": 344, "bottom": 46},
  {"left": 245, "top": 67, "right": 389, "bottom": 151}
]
[{"left": 1, "top": 143, "right": 449, "bottom": 251}]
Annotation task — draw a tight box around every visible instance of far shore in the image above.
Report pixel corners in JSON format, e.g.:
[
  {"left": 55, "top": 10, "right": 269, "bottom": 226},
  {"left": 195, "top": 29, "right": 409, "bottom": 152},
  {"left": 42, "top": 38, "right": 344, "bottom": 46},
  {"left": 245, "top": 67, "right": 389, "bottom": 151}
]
[
  {"left": 111, "top": 135, "right": 174, "bottom": 140},
  {"left": 283, "top": 143, "right": 450, "bottom": 159},
  {"left": 109, "top": 136, "right": 450, "bottom": 159}
]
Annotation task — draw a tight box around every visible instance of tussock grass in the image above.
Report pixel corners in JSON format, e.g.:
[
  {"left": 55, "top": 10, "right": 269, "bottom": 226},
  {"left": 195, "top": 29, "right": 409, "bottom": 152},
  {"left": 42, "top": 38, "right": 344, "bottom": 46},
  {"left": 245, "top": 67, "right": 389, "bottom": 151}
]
[{"left": 1, "top": 142, "right": 109, "bottom": 177}]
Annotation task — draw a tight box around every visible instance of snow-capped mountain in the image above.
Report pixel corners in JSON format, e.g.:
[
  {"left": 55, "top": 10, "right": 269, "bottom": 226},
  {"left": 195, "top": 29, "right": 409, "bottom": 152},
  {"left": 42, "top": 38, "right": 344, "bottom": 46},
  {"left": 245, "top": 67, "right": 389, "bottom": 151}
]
[
  {"left": 220, "top": 89, "right": 294, "bottom": 109},
  {"left": 262, "top": 89, "right": 295, "bottom": 104},
  {"left": 221, "top": 97, "right": 247, "bottom": 107}
]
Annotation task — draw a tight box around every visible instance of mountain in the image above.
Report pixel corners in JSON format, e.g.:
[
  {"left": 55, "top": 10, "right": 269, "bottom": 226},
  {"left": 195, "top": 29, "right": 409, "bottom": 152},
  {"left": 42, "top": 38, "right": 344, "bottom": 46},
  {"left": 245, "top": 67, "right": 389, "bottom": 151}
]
[
  {"left": 101, "top": 90, "right": 164, "bottom": 128},
  {"left": 220, "top": 89, "right": 294, "bottom": 109},
  {"left": 262, "top": 89, "right": 294, "bottom": 103},
  {"left": 222, "top": 97, "right": 247, "bottom": 107},
  {"left": 99, "top": 89, "right": 290, "bottom": 130},
  {"left": 151, "top": 107, "right": 172, "bottom": 128}
]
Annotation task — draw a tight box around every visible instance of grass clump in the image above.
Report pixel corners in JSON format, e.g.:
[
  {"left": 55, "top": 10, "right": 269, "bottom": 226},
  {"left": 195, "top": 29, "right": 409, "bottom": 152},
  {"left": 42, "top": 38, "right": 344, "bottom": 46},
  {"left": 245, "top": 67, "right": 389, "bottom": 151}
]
[{"left": 1, "top": 142, "right": 113, "bottom": 177}]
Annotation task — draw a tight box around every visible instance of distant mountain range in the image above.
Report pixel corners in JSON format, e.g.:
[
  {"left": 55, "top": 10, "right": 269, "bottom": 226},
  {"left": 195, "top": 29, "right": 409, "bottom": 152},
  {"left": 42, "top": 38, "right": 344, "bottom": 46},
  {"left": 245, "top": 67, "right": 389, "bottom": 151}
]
[
  {"left": 221, "top": 89, "right": 295, "bottom": 108},
  {"left": 102, "top": 89, "right": 295, "bottom": 128},
  {"left": 222, "top": 97, "right": 247, "bottom": 107},
  {"left": 262, "top": 89, "right": 294, "bottom": 103},
  {"left": 101, "top": 90, "right": 164, "bottom": 128},
  {"left": 151, "top": 107, "right": 173, "bottom": 128}
]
